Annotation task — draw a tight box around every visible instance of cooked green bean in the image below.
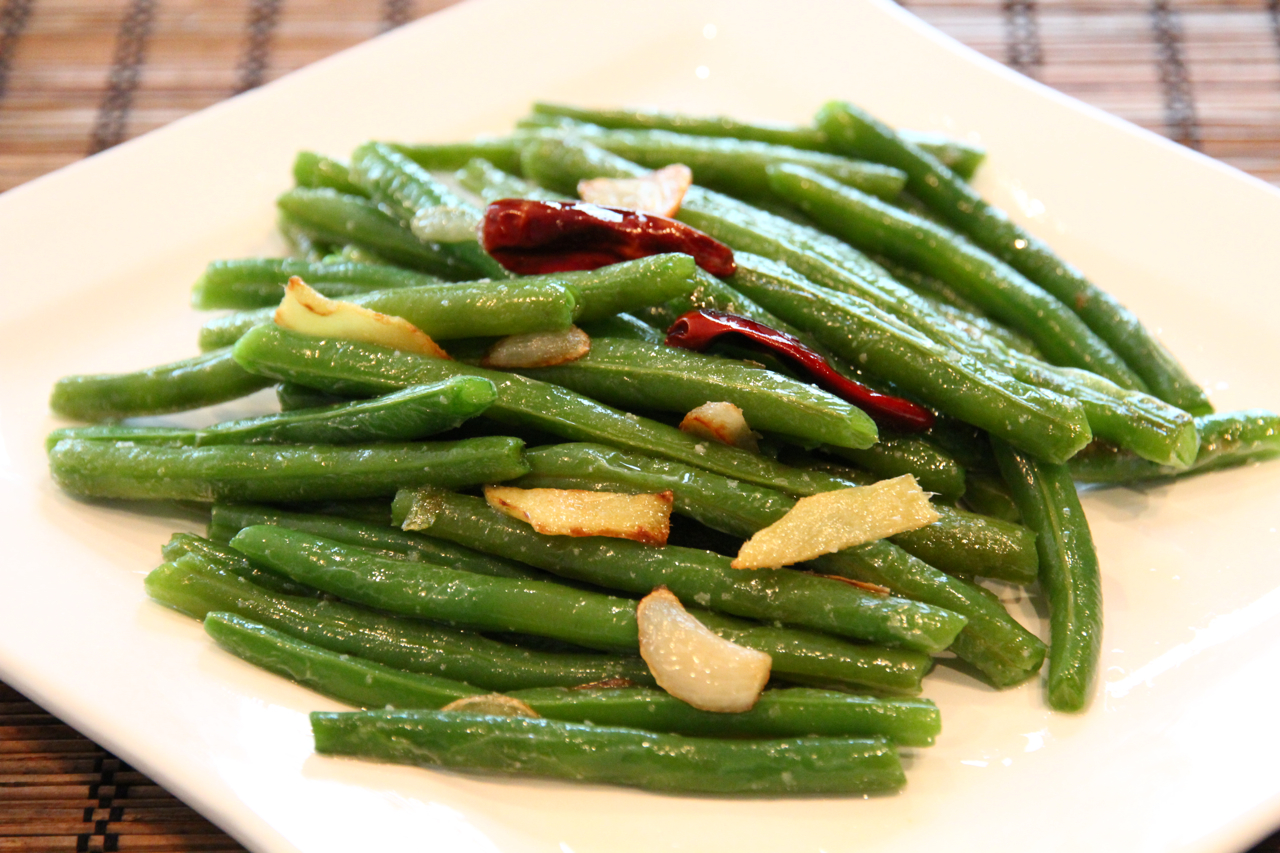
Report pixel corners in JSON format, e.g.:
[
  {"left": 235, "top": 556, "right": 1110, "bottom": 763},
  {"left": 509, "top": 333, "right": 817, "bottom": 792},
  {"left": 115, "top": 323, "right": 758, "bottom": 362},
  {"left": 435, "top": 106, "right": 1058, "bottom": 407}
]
[
  {"left": 514, "top": 336, "right": 879, "bottom": 450},
  {"left": 147, "top": 555, "right": 654, "bottom": 690},
  {"left": 578, "top": 313, "right": 665, "bottom": 344},
  {"left": 393, "top": 138, "right": 525, "bottom": 175},
  {"left": 208, "top": 504, "right": 546, "bottom": 581},
  {"left": 311, "top": 710, "right": 906, "bottom": 794},
  {"left": 163, "top": 533, "right": 320, "bottom": 597},
  {"left": 50, "top": 349, "right": 272, "bottom": 423},
  {"left": 293, "top": 151, "right": 367, "bottom": 196},
  {"left": 207, "top": 612, "right": 939, "bottom": 742},
  {"left": 192, "top": 258, "right": 444, "bottom": 310},
  {"left": 822, "top": 435, "right": 966, "bottom": 501},
  {"left": 349, "top": 141, "right": 510, "bottom": 280},
  {"left": 231, "top": 325, "right": 867, "bottom": 497},
  {"left": 277, "top": 188, "right": 475, "bottom": 280},
  {"left": 396, "top": 489, "right": 968, "bottom": 653},
  {"left": 528, "top": 102, "right": 986, "bottom": 179},
  {"left": 48, "top": 436, "right": 528, "bottom": 502},
  {"left": 229, "top": 524, "right": 934, "bottom": 692},
  {"left": 576, "top": 127, "right": 908, "bottom": 202},
  {"left": 815, "top": 100, "right": 1210, "bottom": 414},
  {"left": 276, "top": 382, "right": 350, "bottom": 412},
  {"left": 1071, "top": 409, "right": 1280, "bottom": 483},
  {"left": 992, "top": 440, "right": 1102, "bottom": 711},
  {"left": 455, "top": 157, "right": 564, "bottom": 203},
  {"left": 765, "top": 163, "right": 1143, "bottom": 389}
]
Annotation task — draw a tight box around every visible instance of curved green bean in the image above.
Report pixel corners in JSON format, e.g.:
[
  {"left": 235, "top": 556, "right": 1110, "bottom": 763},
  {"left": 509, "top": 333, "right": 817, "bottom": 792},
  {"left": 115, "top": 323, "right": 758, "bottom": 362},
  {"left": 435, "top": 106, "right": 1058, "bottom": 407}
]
[{"left": 310, "top": 710, "right": 906, "bottom": 795}]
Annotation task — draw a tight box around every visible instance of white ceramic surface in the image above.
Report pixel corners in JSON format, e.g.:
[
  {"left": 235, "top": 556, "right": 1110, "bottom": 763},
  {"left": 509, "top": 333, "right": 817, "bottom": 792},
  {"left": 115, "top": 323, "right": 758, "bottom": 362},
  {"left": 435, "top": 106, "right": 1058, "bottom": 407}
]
[{"left": 2, "top": 1, "right": 1280, "bottom": 851}]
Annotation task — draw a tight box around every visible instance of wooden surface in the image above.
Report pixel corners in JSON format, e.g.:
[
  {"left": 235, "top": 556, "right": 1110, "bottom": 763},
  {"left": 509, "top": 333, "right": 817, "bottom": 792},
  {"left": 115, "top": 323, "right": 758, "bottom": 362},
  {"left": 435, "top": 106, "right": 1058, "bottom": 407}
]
[{"left": 2, "top": 1, "right": 1280, "bottom": 851}]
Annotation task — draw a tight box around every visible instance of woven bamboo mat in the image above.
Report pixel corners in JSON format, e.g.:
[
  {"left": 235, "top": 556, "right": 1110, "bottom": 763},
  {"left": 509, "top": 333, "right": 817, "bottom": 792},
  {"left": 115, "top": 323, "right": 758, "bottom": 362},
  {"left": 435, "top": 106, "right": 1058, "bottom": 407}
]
[{"left": 2, "top": 1, "right": 1280, "bottom": 851}]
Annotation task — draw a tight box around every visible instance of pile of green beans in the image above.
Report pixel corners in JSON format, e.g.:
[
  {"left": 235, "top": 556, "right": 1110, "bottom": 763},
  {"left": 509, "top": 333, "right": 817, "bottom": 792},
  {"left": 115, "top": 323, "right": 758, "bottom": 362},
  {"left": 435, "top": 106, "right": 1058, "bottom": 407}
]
[{"left": 42, "top": 99, "right": 1280, "bottom": 797}]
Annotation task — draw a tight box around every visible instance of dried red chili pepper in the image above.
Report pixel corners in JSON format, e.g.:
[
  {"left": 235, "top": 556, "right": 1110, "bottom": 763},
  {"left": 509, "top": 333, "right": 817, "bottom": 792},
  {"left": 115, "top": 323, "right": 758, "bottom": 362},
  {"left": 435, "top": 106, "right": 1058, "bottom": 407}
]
[
  {"left": 665, "top": 309, "right": 935, "bottom": 432},
  {"left": 481, "top": 199, "right": 736, "bottom": 276}
]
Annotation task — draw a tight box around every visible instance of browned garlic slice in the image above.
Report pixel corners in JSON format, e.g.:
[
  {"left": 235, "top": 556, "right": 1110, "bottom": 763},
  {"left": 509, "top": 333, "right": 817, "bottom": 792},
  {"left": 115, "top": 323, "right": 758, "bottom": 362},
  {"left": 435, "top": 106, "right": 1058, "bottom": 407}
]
[
  {"left": 577, "top": 164, "right": 693, "bottom": 217},
  {"left": 274, "top": 277, "right": 449, "bottom": 358},
  {"left": 679, "top": 401, "right": 759, "bottom": 451},
  {"left": 732, "top": 474, "right": 940, "bottom": 570},
  {"left": 441, "top": 694, "right": 540, "bottom": 717},
  {"left": 636, "top": 587, "right": 771, "bottom": 713},
  {"left": 481, "top": 326, "right": 591, "bottom": 369},
  {"left": 484, "top": 485, "right": 673, "bottom": 545}
]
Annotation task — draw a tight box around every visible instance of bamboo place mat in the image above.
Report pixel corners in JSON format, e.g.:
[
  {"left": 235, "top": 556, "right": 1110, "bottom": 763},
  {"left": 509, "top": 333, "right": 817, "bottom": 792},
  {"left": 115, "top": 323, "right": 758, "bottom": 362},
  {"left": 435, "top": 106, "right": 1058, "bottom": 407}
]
[{"left": 2, "top": 1, "right": 1280, "bottom": 851}]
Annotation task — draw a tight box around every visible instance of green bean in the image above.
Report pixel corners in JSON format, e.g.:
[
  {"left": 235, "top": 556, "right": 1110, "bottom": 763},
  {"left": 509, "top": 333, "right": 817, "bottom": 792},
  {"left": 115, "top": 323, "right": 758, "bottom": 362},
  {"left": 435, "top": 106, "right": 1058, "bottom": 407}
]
[
  {"left": 230, "top": 523, "right": 934, "bottom": 692},
  {"left": 725, "top": 253, "right": 1091, "bottom": 463},
  {"left": 396, "top": 490, "right": 968, "bottom": 653},
  {"left": 50, "top": 349, "right": 272, "bottom": 423},
  {"left": 198, "top": 254, "right": 696, "bottom": 351},
  {"left": 528, "top": 103, "right": 986, "bottom": 179},
  {"left": 228, "top": 522, "right": 641, "bottom": 650},
  {"left": 231, "top": 325, "right": 866, "bottom": 497},
  {"left": 576, "top": 128, "right": 907, "bottom": 203},
  {"left": 962, "top": 471, "right": 1022, "bottom": 523},
  {"left": 1071, "top": 409, "right": 1280, "bottom": 484},
  {"left": 47, "top": 436, "right": 528, "bottom": 502},
  {"left": 514, "top": 337, "right": 878, "bottom": 451},
  {"left": 455, "top": 157, "right": 564, "bottom": 203},
  {"left": 822, "top": 435, "right": 966, "bottom": 501},
  {"left": 393, "top": 139, "right": 524, "bottom": 175},
  {"left": 578, "top": 313, "right": 664, "bottom": 344},
  {"left": 349, "top": 142, "right": 510, "bottom": 280},
  {"left": 146, "top": 555, "right": 654, "bottom": 690},
  {"left": 192, "top": 258, "right": 444, "bottom": 310},
  {"left": 209, "top": 504, "right": 546, "bottom": 581},
  {"left": 207, "top": 612, "right": 937, "bottom": 741},
  {"left": 511, "top": 442, "right": 1042, "bottom": 683},
  {"left": 815, "top": 101, "right": 1210, "bottom": 414},
  {"left": 52, "top": 379, "right": 495, "bottom": 450},
  {"left": 278, "top": 212, "right": 334, "bottom": 261},
  {"left": 310, "top": 710, "right": 905, "bottom": 795},
  {"left": 163, "top": 533, "right": 320, "bottom": 597},
  {"left": 292, "top": 151, "right": 367, "bottom": 196},
  {"left": 765, "top": 163, "right": 1143, "bottom": 389},
  {"left": 992, "top": 440, "right": 1102, "bottom": 711},
  {"left": 277, "top": 382, "right": 350, "bottom": 412},
  {"left": 277, "top": 188, "right": 475, "bottom": 280}
]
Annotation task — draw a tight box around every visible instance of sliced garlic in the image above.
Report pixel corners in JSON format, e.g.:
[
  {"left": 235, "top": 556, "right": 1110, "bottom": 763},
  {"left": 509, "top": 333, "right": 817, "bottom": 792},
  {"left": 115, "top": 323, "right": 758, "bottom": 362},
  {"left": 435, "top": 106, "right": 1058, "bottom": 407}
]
[
  {"left": 274, "top": 277, "right": 449, "bottom": 358},
  {"left": 481, "top": 326, "right": 591, "bottom": 369},
  {"left": 679, "top": 401, "right": 759, "bottom": 451},
  {"left": 732, "top": 475, "right": 939, "bottom": 570},
  {"left": 577, "top": 164, "right": 693, "bottom": 217},
  {"left": 636, "top": 587, "right": 771, "bottom": 713},
  {"left": 484, "top": 485, "right": 672, "bottom": 545}
]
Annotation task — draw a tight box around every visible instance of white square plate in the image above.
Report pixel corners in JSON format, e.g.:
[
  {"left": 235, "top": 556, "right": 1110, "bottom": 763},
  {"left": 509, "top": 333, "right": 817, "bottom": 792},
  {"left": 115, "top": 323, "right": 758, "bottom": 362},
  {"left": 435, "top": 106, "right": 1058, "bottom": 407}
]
[{"left": 3, "top": 1, "right": 1280, "bottom": 851}]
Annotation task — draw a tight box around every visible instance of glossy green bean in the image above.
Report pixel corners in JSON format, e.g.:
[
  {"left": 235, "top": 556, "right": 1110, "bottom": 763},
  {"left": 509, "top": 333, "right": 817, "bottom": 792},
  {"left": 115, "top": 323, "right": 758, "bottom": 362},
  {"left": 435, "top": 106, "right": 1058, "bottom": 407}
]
[
  {"left": 1070, "top": 409, "right": 1280, "bottom": 483},
  {"left": 49, "top": 349, "right": 272, "bottom": 423},
  {"left": 455, "top": 157, "right": 564, "bottom": 203},
  {"left": 48, "top": 436, "right": 528, "bottom": 502},
  {"left": 276, "top": 382, "right": 350, "bottom": 412},
  {"left": 822, "top": 435, "right": 966, "bottom": 502},
  {"left": 206, "top": 612, "right": 939, "bottom": 741},
  {"left": 147, "top": 554, "right": 654, "bottom": 690},
  {"left": 209, "top": 504, "right": 545, "bottom": 581},
  {"left": 162, "top": 533, "right": 319, "bottom": 597},
  {"left": 992, "top": 439, "right": 1102, "bottom": 711},
  {"left": 528, "top": 102, "right": 987, "bottom": 179},
  {"left": 393, "top": 139, "right": 524, "bottom": 175},
  {"left": 816, "top": 101, "right": 1210, "bottom": 414},
  {"left": 578, "top": 313, "right": 664, "bottom": 344},
  {"left": 765, "top": 163, "right": 1143, "bottom": 389},
  {"left": 349, "top": 141, "right": 510, "bottom": 280},
  {"left": 230, "top": 523, "right": 934, "bottom": 693},
  {"left": 292, "top": 151, "right": 367, "bottom": 196},
  {"left": 514, "top": 336, "right": 878, "bottom": 450},
  {"left": 192, "top": 258, "right": 444, "bottom": 310},
  {"left": 310, "top": 710, "right": 905, "bottom": 794},
  {"left": 230, "top": 325, "right": 865, "bottom": 497},
  {"left": 276, "top": 188, "right": 475, "bottom": 280},
  {"left": 396, "top": 489, "right": 968, "bottom": 653},
  {"left": 577, "top": 127, "right": 908, "bottom": 202}
]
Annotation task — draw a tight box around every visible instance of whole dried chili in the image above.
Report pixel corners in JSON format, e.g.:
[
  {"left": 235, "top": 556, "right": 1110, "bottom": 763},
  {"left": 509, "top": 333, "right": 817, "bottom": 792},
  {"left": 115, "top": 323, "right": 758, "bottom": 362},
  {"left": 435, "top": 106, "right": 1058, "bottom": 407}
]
[
  {"left": 481, "top": 199, "right": 736, "bottom": 276},
  {"left": 665, "top": 309, "right": 935, "bottom": 432}
]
